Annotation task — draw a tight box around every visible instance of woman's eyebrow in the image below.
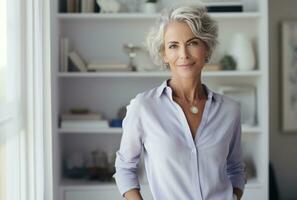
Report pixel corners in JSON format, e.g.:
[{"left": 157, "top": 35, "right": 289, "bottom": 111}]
[
  {"left": 167, "top": 41, "right": 178, "bottom": 44},
  {"left": 167, "top": 37, "right": 199, "bottom": 44},
  {"left": 186, "top": 37, "right": 199, "bottom": 43}
]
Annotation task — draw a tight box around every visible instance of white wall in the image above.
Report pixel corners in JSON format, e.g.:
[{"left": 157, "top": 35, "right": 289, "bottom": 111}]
[{"left": 269, "top": 0, "right": 297, "bottom": 199}]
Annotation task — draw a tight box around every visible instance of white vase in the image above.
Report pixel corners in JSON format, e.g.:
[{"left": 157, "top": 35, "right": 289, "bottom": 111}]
[
  {"left": 241, "top": 0, "right": 257, "bottom": 12},
  {"left": 228, "top": 33, "right": 255, "bottom": 71},
  {"left": 142, "top": 3, "right": 157, "bottom": 13}
]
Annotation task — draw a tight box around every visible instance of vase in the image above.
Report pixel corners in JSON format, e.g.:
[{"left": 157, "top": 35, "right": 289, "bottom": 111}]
[
  {"left": 228, "top": 33, "right": 255, "bottom": 71},
  {"left": 141, "top": 3, "right": 157, "bottom": 13}
]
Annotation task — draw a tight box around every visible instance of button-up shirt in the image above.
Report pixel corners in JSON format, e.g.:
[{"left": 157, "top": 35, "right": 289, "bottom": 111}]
[{"left": 113, "top": 80, "right": 245, "bottom": 200}]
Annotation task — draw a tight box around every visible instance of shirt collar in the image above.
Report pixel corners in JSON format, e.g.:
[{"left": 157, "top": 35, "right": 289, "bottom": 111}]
[{"left": 156, "top": 79, "right": 221, "bottom": 102}]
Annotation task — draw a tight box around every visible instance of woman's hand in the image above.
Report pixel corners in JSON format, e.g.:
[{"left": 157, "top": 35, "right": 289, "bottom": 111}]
[{"left": 233, "top": 187, "right": 243, "bottom": 200}]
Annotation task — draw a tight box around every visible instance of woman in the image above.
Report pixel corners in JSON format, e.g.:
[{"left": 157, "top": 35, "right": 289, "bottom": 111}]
[{"left": 113, "top": 4, "right": 245, "bottom": 200}]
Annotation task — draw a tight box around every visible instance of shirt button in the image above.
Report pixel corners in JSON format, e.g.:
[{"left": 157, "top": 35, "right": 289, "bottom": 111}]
[{"left": 191, "top": 149, "right": 196, "bottom": 153}]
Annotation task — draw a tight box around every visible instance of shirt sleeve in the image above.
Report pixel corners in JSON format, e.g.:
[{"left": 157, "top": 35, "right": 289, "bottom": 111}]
[
  {"left": 227, "top": 105, "right": 246, "bottom": 191},
  {"left": 113, "top": 96, "right": 144, "bottom": 197}
]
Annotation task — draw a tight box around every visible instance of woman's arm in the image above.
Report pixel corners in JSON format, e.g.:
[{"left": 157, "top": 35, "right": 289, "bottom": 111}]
[
  {"left": 124, "top": 188, "right": 144, "bottom": 200},
  {"left": 113, "top": 96, "right": 145, "bottom": 198},
  {"left": 227, "top": 105, "right": 246, "bottom": 197}
]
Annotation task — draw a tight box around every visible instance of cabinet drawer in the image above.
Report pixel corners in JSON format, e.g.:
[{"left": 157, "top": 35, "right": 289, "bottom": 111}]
[
  {"left": 63, "top": 185, "right": 153, "bottom": 200},
  {"left": 64, "top": 188, "right": 122, "bottom": 200}
]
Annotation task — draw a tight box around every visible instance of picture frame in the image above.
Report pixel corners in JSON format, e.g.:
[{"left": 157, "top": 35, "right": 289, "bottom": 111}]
[
  {"left": 281, "top": 21, "right": 297, "bottom": 132},
  {"left": 218, "top": 85, "right": 257, "bottom": 127}
]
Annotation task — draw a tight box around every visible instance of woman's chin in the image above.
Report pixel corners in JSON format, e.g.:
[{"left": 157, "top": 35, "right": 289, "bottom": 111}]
[{"left": 173, "top": 70, "right": 200, "bottom": 79}]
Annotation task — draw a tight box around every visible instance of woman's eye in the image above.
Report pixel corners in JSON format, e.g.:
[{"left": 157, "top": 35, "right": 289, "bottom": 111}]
[
  {"left": 168, "top": 44, "right": 178, "bottom": 49},
  {"left": 188, "top": 41, "right": 199, "bottom": 46}
]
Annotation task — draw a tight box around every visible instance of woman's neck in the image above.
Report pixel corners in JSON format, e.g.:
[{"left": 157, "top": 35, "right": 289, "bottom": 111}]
[{"left": 169, "top": 77, "right": 205, "bottom": 103}]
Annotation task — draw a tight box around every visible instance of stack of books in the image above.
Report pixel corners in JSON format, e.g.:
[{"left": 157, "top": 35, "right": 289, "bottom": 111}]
[
  {"left": 204, "top": 1, "right": 243, "bottom": 12},
  {"left": 63, "top": 0, "right": 98, "bottom": 13},
  {"left": 61, "top": 113, "right": 109, "bottom": 129},
  {"left": 87, "top": 63, "right": 131, "bottom": 72}
]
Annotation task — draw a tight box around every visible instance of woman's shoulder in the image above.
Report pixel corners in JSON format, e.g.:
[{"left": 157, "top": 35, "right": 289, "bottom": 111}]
[
  {"left": 128, "top": 86, "right": 161, "bottom": 106},
  {"left": 212, "top": 91, "right": 240, "bottom": 111}
]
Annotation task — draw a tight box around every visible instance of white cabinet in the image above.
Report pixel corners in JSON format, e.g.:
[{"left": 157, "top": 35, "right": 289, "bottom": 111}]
[
  {"left": 51, "top": 0, "right": 269, "bottom": 200},
  {"left": 61, "top": 184, "right": 153, "bottom": 200}
]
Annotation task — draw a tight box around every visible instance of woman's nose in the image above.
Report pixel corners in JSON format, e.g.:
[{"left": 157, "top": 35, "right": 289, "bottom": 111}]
[{"left": 179, "top": 46, "right": 189, "bottom": 59}]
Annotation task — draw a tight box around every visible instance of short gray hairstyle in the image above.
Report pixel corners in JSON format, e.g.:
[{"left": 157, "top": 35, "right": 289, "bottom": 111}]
[{"left": 146, "top": 4, "right": 218, "bottom": 67}]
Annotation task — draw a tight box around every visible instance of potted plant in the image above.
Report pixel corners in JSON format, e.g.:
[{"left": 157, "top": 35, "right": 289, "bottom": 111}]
[{"left": 142, "top": 0, "right": 157, "bottom": 13}]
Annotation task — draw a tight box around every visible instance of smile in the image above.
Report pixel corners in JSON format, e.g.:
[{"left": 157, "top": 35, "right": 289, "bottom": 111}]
[{"left": 177, "top": 63, "right": 195, "bottom": 67}]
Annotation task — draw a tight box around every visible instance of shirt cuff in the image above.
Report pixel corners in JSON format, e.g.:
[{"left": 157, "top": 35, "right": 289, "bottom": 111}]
[
  {"left": 230, "top": 176, "right": 246, "bottom": 191},
  {"left": 113, "top": 173, "right": 141, "bottom": 197}
]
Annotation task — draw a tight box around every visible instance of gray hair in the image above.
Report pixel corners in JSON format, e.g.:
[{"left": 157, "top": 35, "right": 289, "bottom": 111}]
[{"left": 146, "top": 4, "right": 218, "bottom": 67}]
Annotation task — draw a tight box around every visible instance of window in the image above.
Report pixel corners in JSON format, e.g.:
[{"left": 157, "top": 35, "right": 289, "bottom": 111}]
[{"left": 0, "top": 0, "right": 8, "bottom": 198}]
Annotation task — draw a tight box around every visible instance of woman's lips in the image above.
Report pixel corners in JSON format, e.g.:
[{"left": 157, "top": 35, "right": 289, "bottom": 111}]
[{"left": 177, "top": 63, "right": 195, "bottom": 68}]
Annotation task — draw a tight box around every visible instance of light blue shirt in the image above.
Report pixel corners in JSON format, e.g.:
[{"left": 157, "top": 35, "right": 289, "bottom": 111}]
[{"left": 113, "top": 80, "right": 245, "bottom": 200}]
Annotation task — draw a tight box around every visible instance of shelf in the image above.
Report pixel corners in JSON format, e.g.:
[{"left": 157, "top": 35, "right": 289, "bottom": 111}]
[
  {"left": 241, "top": 125, "right": 262, "bottom": 134},
  {"left": 58, "top": 70, "right": 262, "bottom": 78},
  {"left": 59, "top": 127, "right": 122, "bottom": 134},
  {"left": 59, "top": 126, "right": 261, "bottom": 135},
  {"left": 60, "top": 179, "right": 117, "bottom": 190},
  {"left": 245, "top": 178, "right": 263, "bottom": 189},
  {"left": 60, "top": 178, "right": 261, "bottom": 190},
  {"left": 57, "top": 12, "right": 260, "bottom": 20}
]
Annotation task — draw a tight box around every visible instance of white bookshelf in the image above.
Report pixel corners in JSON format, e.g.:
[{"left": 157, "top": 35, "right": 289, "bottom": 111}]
[
  {"left": 57, "top": 70, "right": 263, "bottom": 78},
  {"left": 51, "top": 0, "right": 269, "bottom": 200},
  {"left": 57, "top": 12, "right": 261, "bottom": 20},
  {"left": 58, "top": 126, "right": 261, "bottom": 135},
  {"left": 60, "top": 177, "right": 261, "bottom": 190}
]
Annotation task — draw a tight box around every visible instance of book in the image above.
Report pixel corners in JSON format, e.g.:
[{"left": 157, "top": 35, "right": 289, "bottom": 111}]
[
  {"left": 60, "top": 37, "right": 70, "bottom": 72},
  {"left": 87, "top": 63, "right": 131, "bottom": 71},
  {"left": 205, "top": 2, "right": 243, "bottom": 12},
  {"left": 61, "top": 113, "right": 102, "bottom": 121},
  {"left": 81, "top": 0, "right": 95, "bottom": 13},
  {"left": 64, "top": 38, "right": 69, "bottom": 72},
  {"left": 75, "top": 0, "right": 80, "bottom": 12},
  {"left": 60, "top": 38, "right": 64, "bottom": 72},
  {"left": 61, "top": 120, "right": 109, "bottom": 129},
  {"left": 67, "top": 0, "right": 76, "bottom": 13},
  {"left": 68, "top": 51, "right": 87, "bottom": 72}
]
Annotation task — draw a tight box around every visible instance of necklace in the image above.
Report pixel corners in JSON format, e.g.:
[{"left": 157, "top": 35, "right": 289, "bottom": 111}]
[
  {"left": 174, "top": 88, "right": 205, "bottom": 115},
  {"left": 190, "top": 104, "right": 199, "bottom": 114},
  {"left": 170, "top": 80, "right": 205, "bottom": 115}
]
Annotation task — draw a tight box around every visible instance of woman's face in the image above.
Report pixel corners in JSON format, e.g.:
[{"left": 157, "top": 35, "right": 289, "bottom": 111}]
[{"left": 163, "top": 21, "right": 209, "bottom": 79}]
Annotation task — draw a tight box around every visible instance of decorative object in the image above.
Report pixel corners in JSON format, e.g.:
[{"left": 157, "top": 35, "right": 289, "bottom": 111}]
[
  {"left": 70, "top": 107, "right": 90, "bottom": 114},
  {"left": 228, "top": 33, "right": 255, "bottom": 71},
  {"left": 96, "top": 0, "right": 126, "bottom": 13},
  {"left": 117, "top": 105, "right": 127, "bottom": 119},
  {"left": 281, "top": 21, "right": 297, "bottom": 132},
  {"left": 64, "top": 152, "right": 86, "bottom": 179},
  {"left": 123, "top": 43, "right": 142, "bottom": 71},
  {"left": 218, "top": 85, "right": 257, "bottom": 126},
  {"left": 118, "top": 0, "right": 139, "bottom": 13},
  {"left": 244, "top": 157, "right": 257, "bottom": 180},
  {"left": 110, "top": 119, "right": 123, "bottom": 127},
  {"left": 203, "top": 64, "right": 221, "bottom": 71},
  {"left": 219, "top": 55, "right": 236, "bottom": 70},
  {"left": 141, "top": 0, "right": 157, "bottom": 13},
  {"left": 85, "top": 149, "right": 115, "bottom": 181}
]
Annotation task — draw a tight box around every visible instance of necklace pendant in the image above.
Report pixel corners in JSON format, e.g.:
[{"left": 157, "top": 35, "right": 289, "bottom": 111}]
[{"left": 190, "top": 106, "right": 199, "bottom": 114}]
